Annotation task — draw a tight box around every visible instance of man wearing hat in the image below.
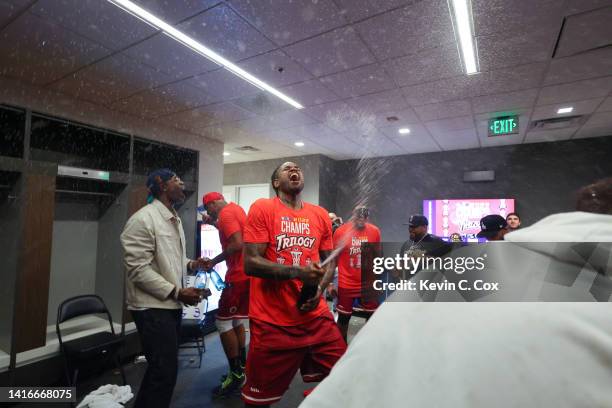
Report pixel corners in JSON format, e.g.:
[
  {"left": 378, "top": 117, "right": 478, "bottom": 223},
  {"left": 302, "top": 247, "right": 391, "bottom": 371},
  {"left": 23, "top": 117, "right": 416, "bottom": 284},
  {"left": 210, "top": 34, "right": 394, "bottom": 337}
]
[
  {"left": 477, "top": 214, "right": 509, "bottom": 241},
  {"left": 399, "top": 215, "right": 451, "bottom": 276},
  {"left": 200, "top": 192, "right": 249, "bottom": 397},
  {"left": 121, "top": 168, "right": 209, "bottom": 408}
]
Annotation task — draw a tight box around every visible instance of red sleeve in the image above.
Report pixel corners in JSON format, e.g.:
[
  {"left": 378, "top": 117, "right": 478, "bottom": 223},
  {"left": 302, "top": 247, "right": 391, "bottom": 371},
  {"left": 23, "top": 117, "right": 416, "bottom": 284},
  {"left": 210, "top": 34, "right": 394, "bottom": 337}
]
[
  {"left": 333, "top": 224, "right": 344, "bottom": 250},
  {"left": 243, "top": 199, "right": 270, "bottom": 243},
  {"left": 319, "top": 208, "right": 333, "bottom": 251},
  {"left": 218, "top": 205, "right": 242, "bottom": 239},
  {"left": 372, "top": 225, "right": 381, "bottom": 242}
]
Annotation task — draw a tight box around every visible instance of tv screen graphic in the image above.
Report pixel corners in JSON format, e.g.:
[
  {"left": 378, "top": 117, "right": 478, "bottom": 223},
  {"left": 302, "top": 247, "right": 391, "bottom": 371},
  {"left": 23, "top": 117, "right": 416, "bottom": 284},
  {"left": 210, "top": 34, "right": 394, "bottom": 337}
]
[{"left": 423, "top": 198, "right": 515, "bottom": 241}]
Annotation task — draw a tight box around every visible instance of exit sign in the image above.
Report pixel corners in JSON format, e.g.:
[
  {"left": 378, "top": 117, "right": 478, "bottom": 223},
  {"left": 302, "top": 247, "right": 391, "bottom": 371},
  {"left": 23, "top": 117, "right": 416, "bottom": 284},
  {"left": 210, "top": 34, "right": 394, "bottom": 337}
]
[{"left": 488, "top": 116, "right": 519, "bottom": 137}]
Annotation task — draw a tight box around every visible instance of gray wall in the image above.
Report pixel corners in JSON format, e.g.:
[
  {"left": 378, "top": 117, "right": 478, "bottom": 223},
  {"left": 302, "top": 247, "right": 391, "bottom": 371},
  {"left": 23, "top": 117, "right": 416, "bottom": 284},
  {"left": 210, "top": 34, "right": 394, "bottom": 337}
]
[
  {"left": 334, "top": 136, "right": 612, "bottom": 241},
  {"left": 47, "top": 220, "right": 99, "bottom": 325},
  {"left": 224, "top": 155, "right": 323, "bottom": 206}
]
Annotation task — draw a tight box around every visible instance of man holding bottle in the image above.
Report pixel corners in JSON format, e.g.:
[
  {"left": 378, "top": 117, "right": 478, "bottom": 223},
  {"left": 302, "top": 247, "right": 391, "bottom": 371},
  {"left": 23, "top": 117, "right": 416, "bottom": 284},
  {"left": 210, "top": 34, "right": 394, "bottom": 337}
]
[
  {"left": 201, "top": 192, "right": 249, "bottom": 397},
  {"left": 241, "top": 161, "right": 346, "bottom": 407}
]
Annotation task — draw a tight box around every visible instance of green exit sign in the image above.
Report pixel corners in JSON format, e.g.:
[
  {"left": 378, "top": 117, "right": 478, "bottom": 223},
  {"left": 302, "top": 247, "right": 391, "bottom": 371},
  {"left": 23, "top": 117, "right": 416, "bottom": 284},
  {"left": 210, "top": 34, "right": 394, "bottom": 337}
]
[{"left": 488, "top": 116, "right": 519, "bottom": 137}]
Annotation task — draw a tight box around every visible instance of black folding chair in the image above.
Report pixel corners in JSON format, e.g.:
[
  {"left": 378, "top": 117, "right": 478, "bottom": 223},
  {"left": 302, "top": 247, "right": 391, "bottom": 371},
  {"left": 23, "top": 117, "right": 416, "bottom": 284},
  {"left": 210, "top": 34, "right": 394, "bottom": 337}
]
[
  {"left": 179, "top": 319, "right": 206, "bottom": 368},
  {"left": 56, "top": 295, "right": 126, "bottom": 386}
]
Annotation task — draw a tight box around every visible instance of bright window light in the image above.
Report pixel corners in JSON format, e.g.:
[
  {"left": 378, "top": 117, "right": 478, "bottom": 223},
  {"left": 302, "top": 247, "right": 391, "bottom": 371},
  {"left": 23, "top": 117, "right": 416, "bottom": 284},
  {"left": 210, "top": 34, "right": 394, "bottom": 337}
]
[
  {"left": 294, "top": 141, "right": 305, "bottom": 147},
  {"left": 398, "top": 128, "right": 411, "bottom": 135},
  {"left": 106, "top": 0, "right": 304, "bottom": 109},
  {"left": 448, "top": 0, "right": 479, "bottom": 75},
  {"left": 223, "top": 152, "right": 230, "bottom": 156},
  {"left": 557, "top": 107, "right": 574, "bottom": 114}
]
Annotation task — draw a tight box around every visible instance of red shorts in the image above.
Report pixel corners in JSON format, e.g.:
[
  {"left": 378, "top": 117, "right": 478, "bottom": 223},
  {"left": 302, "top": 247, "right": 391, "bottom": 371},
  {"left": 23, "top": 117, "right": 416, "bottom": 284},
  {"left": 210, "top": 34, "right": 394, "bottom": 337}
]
[
  {"left": 241, "top": 314, "right": 346, "bottom": 406},
  {"left": 216, "top": 279, "right": 249, "bottom": 320},
  {"left": 336, "top": 287, "right": 379, "bottom": 315}
]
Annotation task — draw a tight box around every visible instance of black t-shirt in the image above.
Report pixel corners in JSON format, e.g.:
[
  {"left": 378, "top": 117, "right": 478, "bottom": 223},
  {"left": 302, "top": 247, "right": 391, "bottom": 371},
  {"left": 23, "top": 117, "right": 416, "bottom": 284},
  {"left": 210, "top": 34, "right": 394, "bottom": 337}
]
[{"left": 399, "top": 234, "right": 452, "bottom": 258}]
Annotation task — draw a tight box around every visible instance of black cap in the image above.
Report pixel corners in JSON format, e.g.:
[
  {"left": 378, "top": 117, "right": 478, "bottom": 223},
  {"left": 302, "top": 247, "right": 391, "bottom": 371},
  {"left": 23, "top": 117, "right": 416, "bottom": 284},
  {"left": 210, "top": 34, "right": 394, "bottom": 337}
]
[
  {"left": 476, "top": 215, "right": 508, "bottom": 238},
  {"left": 404, "top": 214, "right": 428, "bottom": 227}
]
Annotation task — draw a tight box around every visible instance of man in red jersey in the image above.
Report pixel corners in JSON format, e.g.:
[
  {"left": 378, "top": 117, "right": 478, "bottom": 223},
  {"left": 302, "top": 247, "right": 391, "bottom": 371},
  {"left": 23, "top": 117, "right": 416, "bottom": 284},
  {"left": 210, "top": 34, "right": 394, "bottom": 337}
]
[
  {"left": 241, "top": 161, "right": 346, "bottom": 407},
  {"left": 331, "top": 206, "right": 381, "bottom": 342},
  {"left": 201, "top": 192, "right": 249, "bottom": 397}
]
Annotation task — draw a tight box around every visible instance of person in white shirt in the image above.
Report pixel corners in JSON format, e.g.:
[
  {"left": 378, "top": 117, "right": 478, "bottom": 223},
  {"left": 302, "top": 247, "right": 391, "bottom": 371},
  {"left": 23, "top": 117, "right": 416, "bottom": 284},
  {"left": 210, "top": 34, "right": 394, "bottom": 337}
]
[
  {"left": 121, "top": 168, "right": 208, "bottom": 408},
  {"left": 301, "top": 177, "right": 612, "bottom": 408}
]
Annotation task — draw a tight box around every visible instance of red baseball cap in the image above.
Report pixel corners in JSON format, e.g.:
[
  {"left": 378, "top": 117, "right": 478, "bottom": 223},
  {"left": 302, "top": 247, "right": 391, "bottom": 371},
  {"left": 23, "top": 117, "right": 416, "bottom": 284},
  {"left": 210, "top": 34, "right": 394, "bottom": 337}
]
[{"left": 202, "top": 192, "right": 224, "bottom": 206}]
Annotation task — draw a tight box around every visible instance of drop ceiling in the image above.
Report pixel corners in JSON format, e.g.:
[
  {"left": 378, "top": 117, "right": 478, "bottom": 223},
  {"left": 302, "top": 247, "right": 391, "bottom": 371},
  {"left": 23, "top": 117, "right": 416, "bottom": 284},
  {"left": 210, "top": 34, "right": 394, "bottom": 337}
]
[{"left": 0, "top": 0, "right": 610, "bottom": 163}]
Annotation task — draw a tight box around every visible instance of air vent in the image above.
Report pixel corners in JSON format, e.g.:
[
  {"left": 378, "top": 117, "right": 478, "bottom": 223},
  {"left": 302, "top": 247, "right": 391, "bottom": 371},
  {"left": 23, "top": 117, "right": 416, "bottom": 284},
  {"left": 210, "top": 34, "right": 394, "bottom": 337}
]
[
  {"left": 234, "top": 145, "right": 261, "bottom": 152},
  {"left": 529, "top": 115, "right": 587, "bottom": 131}
]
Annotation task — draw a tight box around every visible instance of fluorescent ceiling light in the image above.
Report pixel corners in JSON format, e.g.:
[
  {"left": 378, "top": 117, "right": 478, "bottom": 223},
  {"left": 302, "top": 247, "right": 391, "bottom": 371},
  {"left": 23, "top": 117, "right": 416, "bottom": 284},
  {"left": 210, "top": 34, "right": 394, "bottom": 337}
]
[
  {"left": 106, "top": 0, "right": 304, "bottom": 109},
  {"left": 294, "top": 141, "right": 305, "bottom": 147},
  {"left": 398, "top": 128, "right": 411, "bottom": 135},
  {"left": 223, "top": 152, "right": 230, "bottom": 156},
  {"left": 557, "top": 107, "right": 573, "bottom": 114},
  {"left": 448, "top": 0, "right": 479, "bottom": 75}
]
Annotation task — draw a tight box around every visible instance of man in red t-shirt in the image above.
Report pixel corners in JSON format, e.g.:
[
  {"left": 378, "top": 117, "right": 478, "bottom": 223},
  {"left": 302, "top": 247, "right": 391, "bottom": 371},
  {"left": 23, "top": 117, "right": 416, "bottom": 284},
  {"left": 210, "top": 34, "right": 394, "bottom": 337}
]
[
  {"left": 242, "top": 161, "right": 346, "bottom": 407},
  {"left": 201, "top": 192, "right": 249, "bottom": 397},
  {"left": 331, "top": 206, "right": 381, "bottom": 342}
]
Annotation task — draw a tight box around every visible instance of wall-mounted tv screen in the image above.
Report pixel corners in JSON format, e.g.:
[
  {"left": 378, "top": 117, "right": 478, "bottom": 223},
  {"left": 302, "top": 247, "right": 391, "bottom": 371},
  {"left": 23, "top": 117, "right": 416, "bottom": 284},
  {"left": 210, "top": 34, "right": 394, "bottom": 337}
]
[{"left": 423, "top": 198, "right": 515, "bottom": 241}]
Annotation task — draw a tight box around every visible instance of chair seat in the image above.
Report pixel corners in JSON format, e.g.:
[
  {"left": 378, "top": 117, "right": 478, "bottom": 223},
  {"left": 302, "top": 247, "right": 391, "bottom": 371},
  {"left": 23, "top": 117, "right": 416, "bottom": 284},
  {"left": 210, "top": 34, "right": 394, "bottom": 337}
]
[
  {"left": 63, "top": 332, "right": 124, "bottom": 360},
  {"left": 180, "top": 319, "right": 204, "bottom": 340}
]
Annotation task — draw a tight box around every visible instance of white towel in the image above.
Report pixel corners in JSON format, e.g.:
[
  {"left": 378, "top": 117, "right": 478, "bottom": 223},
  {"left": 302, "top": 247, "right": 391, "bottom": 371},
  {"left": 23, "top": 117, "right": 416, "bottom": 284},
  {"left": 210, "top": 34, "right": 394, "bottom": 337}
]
[{"left": 76, "top": 384, "right": 133, "bottom": 408}]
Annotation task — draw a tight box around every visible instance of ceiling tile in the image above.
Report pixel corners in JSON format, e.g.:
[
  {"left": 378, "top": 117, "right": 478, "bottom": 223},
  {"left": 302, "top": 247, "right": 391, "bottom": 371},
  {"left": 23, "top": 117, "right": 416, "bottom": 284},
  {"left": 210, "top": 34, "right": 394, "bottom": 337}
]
[
  {"left": 371, "top": 107, "right": 420, "bottom": 128},
  {"left": 340, "top": 129, "right": 407, "bottom": 157},
  {"left": 178, "top": 3, "right": 276, "bottom": 62},
  {"left": 425, "top": 115, "right": 475, "bottom": 134},
  {"left": 531, "top": 98, "right": 604, "bottom": 120},
  {"left": 232, "top": 91, "right": 293, "bottom": 115},
  {"left": 30, "top": 0, "right": 157, "bottom": 50},
  {"left": 537, "top": 77, "right": 612, "bottom": 106},
  {"left": 470, "top": 62, "right": 548, "bottom": 97},
  {"left": 188, "top": 68, "right": 260, "bottom": 103},
  {"left": 334, "top": 0, "right": 417, "bottom": 23},
  {"left": 280, "top": 79, "right": 340, "bottom": 107},
  {"left": 195, "top": 101, "right": 256, "bottom": 125},
  {"left": 385, "top": 43, "right": 463, "bottom": 87},
  {"left": 49, "top": 53, "right": 172, "bottom": 105},
  {"left": 555, "top": 6, "right": 612, "bottom": 58},
  {"left": 477, "top": 27, "right": 557, "bottom": 71},
  {"left": 524, "top": 127, "right": 578, "bottom": 143},
  {"left": 238, "top": 49, "right": 313, "bottom": 87},
  {"left": 573, "top": 127, "right": 612, "bottom": 139},
  {"left": 581, "top": 111, "right": 612, "bottom": 128},
  {"left": 261, "top": 124, "right": 344, "bottom": 155},
  {"left": 284, "top": 26, "right": 375, "bottom": 77},
  {"left": 544, "top": 47, "right": 612, "bottom": 85},
  {"left": 564, "top": 0, "right": 611, "bottom": 14},
  {"left": 346, "top": 88, "right": 408, "bottom": 114},
  {"left": 234, "top": 109, "right": 316, "bottom": 134},
  {"left": 354, "top": 0, "right": 455, "bottom": 60},
  {"left": 228, "top": 0, "right": 345, "bottom": 46},
  {"left": 319, "top": 63, "right": 395, "bottom": 98},
  {"left": 597, "top": 97, "right": 612, "bottom": 112},
  {"left": 429, "top": 128, "right": 480, "bottom": 151},
  {"left": 109, "top": 80, "right": 213, "bottom": 118},
  {"left": 401, "top": 75, "right": 472, "bottom": 105},
  {"left": 414, "top": 99, "right": 472, "bottom": 122},
  {"left": 304, "top": 101, "right": 378, "bottom": 134},
  {"left": 473, "top": 0, "right": 564, "bottom": 36},
  {"left": 157, "top": 107, "right": 215, "bottom": 134},
  {"left": 134, "top": 0, "right": 221, "bottom": 24},
  {"left": 379, "top": 123, "right": 441, "bottom": 154},
  {"left": 124, "top": 33, "right": 220, "bottom": 79},
  {"left": 472, "top": 89, "right": 538, "bottom": 114},
  {"left": 0, "top": 0, "right": 29, "bottom": 27},
  {"left": 0, "top": 12, "right": 110, "bottom": 85}
]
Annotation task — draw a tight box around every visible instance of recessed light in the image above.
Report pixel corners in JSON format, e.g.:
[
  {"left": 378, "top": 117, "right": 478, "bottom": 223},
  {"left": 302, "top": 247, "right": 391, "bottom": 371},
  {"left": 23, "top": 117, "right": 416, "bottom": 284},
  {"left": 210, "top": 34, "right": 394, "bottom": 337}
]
[
  {"left": 398, "top": 128, "right": 411, "bottom": 135},
  {"left": 448, "top": 0, "right": 479, "bottom": 75},
  {"left": 294, "top": 142, "right": 305, "bottom": 147},
  {"left": 106, "top": 0, "right": 303, "bottom": 109},
  {"left": 223, "top": 152, "right": 230, "bottom": 156},
  {"left": 557, "top": 107, "right": 573, "bottom": 114}
]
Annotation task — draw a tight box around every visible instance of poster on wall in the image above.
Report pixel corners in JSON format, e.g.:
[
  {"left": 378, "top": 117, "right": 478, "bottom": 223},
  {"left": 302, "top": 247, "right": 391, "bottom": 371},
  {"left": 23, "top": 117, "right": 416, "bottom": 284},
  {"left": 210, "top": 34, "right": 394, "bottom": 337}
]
[{"left": 423, "top": 198, "right": 515, "bottom": 241}]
